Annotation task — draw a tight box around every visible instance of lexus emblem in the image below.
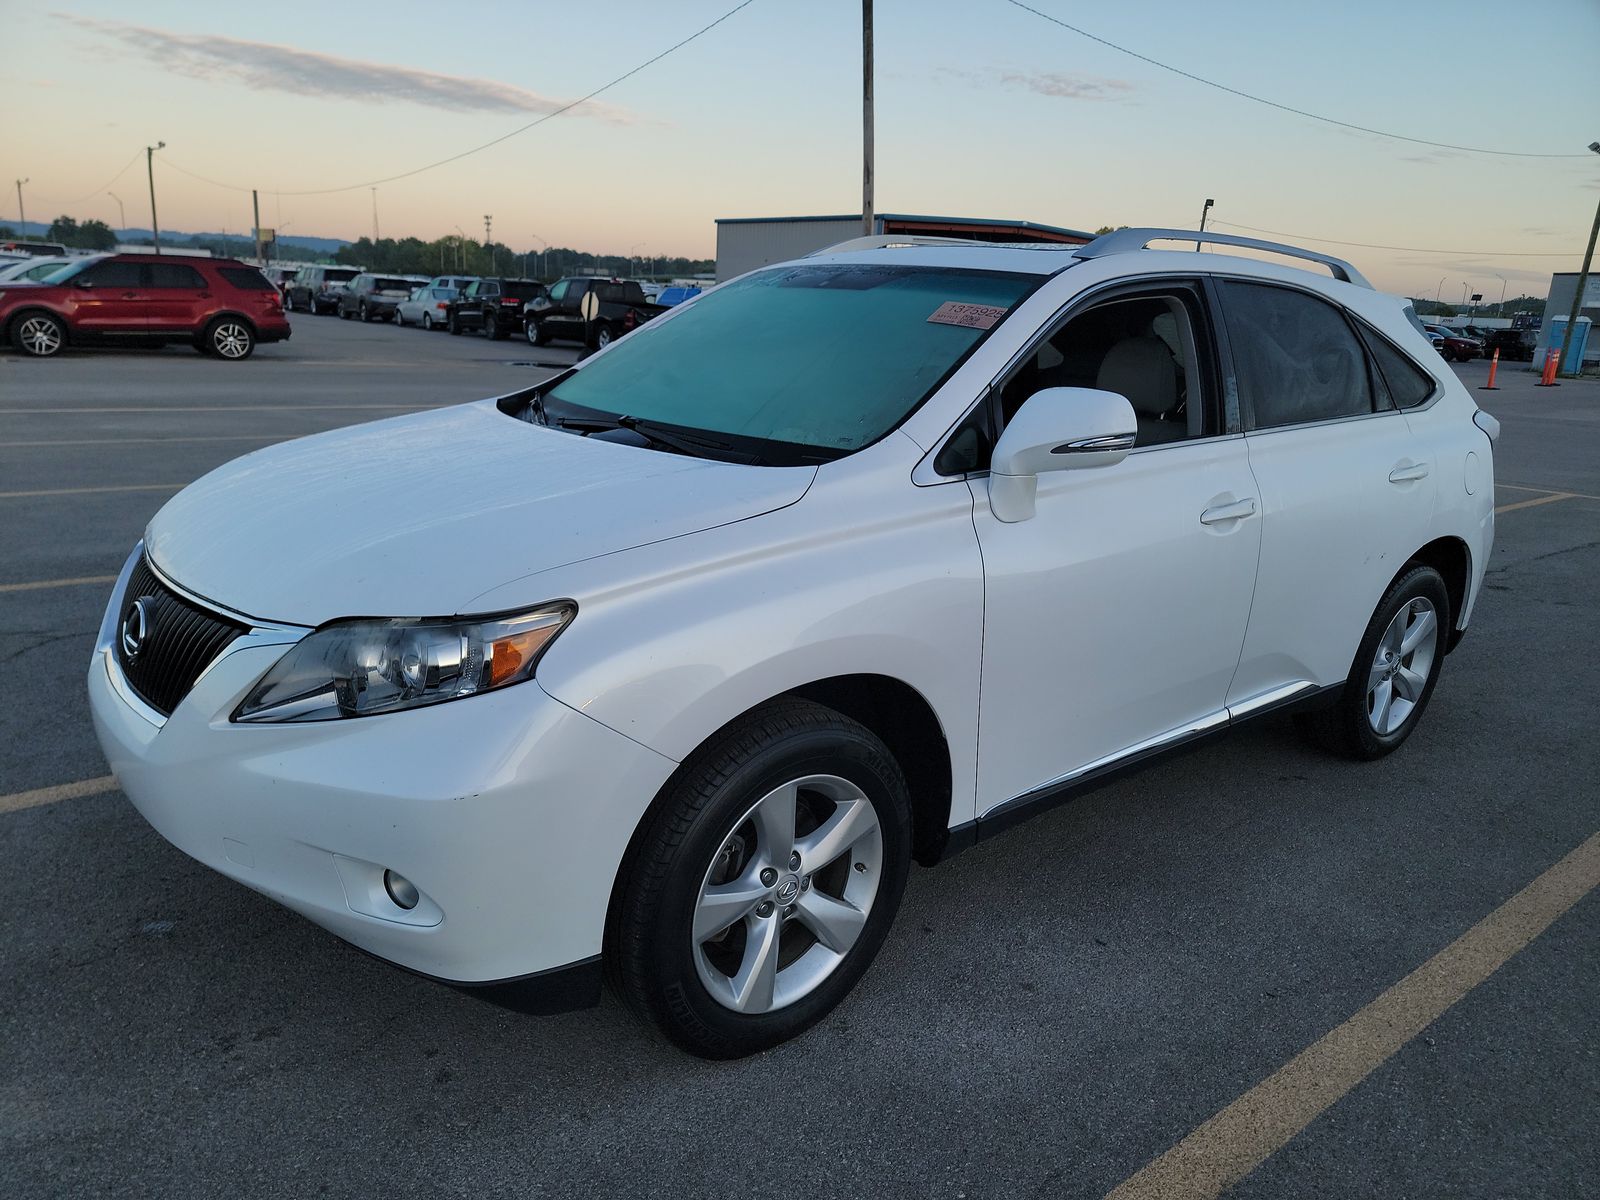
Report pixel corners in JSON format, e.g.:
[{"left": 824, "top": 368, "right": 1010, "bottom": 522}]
[{"left": 121, "top": 597, "right": 152, "bottom": 661}]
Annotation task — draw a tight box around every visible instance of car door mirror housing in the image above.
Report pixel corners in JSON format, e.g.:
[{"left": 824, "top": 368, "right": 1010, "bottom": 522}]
[{"left": 988, "top": 387, "right": 1137, "bottom": 523}]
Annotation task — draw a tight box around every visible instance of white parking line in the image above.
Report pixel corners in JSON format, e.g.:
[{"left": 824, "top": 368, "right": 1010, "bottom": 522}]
[
  {"left": 0, "top": 775, "right": 119, "bottom": 815},
  {"left": 0, "top": 483, "right": 184, "bottom": 499}
]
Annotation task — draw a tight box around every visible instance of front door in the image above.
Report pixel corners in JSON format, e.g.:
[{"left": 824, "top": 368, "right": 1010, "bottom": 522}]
[
  {"left": 970, "top": 282, "right": 1261, "bottom": 815},
  {"left": 64, "top": 259, "right": 147, "bottom": 336}
]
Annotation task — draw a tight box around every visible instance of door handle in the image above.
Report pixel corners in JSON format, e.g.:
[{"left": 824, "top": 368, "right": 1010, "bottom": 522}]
[
  {"left": 1200, "top": 498, "right": 1257, "bottom": 525},
  {"left": 120, "top": 292, "right": 140, "bottom": 299},
  {"left": 1388, "top": 462, "right": 1430, "bottom": 483}
]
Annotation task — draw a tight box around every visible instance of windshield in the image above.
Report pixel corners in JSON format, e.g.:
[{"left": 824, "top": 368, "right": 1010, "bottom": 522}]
[{"left": 545, "top": 263, "right": 1034, "bottom": 459}]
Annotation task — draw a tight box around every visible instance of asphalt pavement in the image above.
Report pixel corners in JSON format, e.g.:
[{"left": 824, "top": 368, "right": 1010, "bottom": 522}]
[{"left": 1, "top": 323, "right": 1596, "bottom": 1199}]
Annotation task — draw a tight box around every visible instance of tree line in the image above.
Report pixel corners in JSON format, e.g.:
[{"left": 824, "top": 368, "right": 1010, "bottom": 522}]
[{"left": 330, "top": 236, "right": 712, "bottom": 281}]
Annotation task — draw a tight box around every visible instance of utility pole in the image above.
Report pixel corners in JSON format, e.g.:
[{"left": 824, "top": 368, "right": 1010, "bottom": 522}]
[
  {"left": 1555, "top": 140, "right": 1600, "bottom": 377},
  {"left": 1197, "top": 197, "right": 1214, "bottom": 251},
  {"left": 14, "top": 177, "right": 27, "bottom": 233},
  {"left": 252, "top": 188, "right": 263, "bottom": 264},
  {"left": 483, "top": 215, "right": 494, "bottom": 273},
  {"left": 145, "top": 142, "right": 165, "bottom": 253},
  {"left": 861, "top": 0, "right": 874, "bottom": 237},
  {"left": 371, "top": 187, "right": 381, "bottom": 242}
]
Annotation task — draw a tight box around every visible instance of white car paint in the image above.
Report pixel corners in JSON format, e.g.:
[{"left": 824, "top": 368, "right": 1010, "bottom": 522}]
[{"left": 89, "top": 235, "right": 1495, "bottom": 998}]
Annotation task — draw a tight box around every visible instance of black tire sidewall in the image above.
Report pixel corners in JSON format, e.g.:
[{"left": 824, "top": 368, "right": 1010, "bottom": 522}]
[
  {"left": 618, "top": 706, "right": 912, "bottom": 1058},
  {"left": 1341, "top": 565, "right": 1451, "bottom": 758}
]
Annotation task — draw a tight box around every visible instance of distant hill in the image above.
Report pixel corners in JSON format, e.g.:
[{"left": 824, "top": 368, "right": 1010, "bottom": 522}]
[{"left": 2, "top": 219, "right": 350, "bottom": 255}]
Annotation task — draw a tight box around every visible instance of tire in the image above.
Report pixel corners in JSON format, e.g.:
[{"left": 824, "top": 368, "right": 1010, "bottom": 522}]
[
  {"left": 483, "top": 314, "right": 501, "bottom": 340},
  {"left": 422, "top": 314, "right": 433, "bottom": 331},
  {"left": 448, "top": 313, "right": 461, "bottom": 335},
  {"left": 1296, "top": 564, "right": 1450, "bottom": 760},
  {"left": 531, "top": 320, "right": 550, "bottom": 347},
  {"left": 204, "top": 317, "right": 256, "bottom": 361},
  {"left": 10, "top": 310, "right": 67, "bottom": 357},
  {"left": 608, "top": 698, "right": 912, "bottom": 1059},
  {"left": 595, "top": 323, "right": 614, "bottom": 350},
  {"left": 360, "top": 303, "right": 374, "bottom": 323}
]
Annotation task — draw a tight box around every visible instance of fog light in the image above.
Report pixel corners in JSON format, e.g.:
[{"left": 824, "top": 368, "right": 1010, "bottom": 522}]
[{"left": 383, "top": 869, "right": 419, "bottom": 910}]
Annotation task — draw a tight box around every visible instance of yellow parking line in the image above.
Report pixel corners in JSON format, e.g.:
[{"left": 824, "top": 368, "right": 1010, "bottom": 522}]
[
  {"left": 1494, "top": 493, "right": 1576, "bottom": 514},
  {"left": 1104, "top": 829, "right": 1600, "bottom": 1200},
  {"left": 1495, "top": 483, "right": 1600, "bottom": 501},
  {"left": 0, "top": 775, "right": 120, "bottom": 815},
  {"left": 0, "top": 483, "right": 184, "bottom": 499},
  {"left": 0, "top": 574, "right": 117, "bottom": 594}
]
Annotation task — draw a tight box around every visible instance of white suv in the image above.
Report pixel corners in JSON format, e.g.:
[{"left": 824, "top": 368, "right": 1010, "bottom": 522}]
[{"left": 89, "top": 230, "right": 1497, "bottom": 1058}]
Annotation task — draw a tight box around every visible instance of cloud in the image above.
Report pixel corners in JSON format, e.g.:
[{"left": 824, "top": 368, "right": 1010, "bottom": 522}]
[
  {"left": 940, "top": 65, "right": 1133, "bottom": 102},
  {"left": 56, "top": 14, "right": 635, "bottom": 123},
  {"left": 996, "top": 69, "right": 1133, "bottom": 102}
]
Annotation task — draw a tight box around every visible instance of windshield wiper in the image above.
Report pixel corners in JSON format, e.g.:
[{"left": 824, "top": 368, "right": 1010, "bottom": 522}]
[{"left": 555, "top": 414, "right": 764, "bottom": 464}]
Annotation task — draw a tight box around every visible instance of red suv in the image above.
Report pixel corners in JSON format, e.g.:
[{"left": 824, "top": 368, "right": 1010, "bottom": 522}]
[{"left": 0, "top": 254, "right": 291, "bottom": 360}]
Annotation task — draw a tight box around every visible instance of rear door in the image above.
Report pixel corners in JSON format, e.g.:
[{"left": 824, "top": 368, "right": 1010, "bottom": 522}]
[
  {"left": 63, "top": 259, "right": 148, "bottom": 336},
  {"left": 144, "top": 261, "right": 211, "bottom": 336},
  {"left": 1216, "top": 278, "right": 1437, "bottom": 708}
]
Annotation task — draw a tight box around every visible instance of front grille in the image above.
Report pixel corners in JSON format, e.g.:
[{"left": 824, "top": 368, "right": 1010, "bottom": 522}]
[{"left": 114, "top": 554, "right": 248, "bottom": 716}]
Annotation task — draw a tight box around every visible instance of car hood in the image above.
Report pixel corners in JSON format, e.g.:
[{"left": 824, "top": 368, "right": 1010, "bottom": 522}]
[{"left": 145, "top": 400, "right": 815, "bottom": 626}]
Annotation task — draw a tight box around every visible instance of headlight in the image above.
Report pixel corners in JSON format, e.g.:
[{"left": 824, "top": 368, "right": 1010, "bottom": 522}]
[{"left": 232, "top": 604, "right": 574, "bottom": 723}]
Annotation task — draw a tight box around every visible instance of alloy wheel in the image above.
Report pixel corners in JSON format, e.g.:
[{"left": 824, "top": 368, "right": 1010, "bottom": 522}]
[
  {"left": 18, "top": 315, "right": 63, "bottom": 356},
  {"left": 1367, "top": 597, "right": 1438, "bottom": 736},
  {"left": 692, "top": 774, "right": 882, "bottom": 1015},
  {"left": 212, "top": 323, "right": 252, "bottom": 359}
]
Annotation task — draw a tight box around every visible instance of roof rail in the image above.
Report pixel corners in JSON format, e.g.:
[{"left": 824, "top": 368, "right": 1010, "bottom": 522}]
[
  {"left": 1074, "top": 228, "right": 1372, "bottom": 289},
  {"left": 808, "top": 234, "right": 990, "bottom": 256}
]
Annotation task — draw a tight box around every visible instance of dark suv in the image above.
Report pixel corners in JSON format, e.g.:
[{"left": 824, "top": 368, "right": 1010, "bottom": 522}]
[
  {"left": 285, "top": 266, "right": 360, "bottom": 315},
  {"left": 446, "top": 278, "right": 547, "bottom": 339},
  {"left": 337, "top": 274, "right": 422, "bottom": 322},
  {"left": 0, "top": 253, "right": 291, "bottom": 359}
]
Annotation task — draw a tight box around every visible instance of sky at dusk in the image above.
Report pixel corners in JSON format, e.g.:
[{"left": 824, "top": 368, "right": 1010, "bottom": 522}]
[{"left": 4, "top": 0, "right": 1598, "bottom": 297}]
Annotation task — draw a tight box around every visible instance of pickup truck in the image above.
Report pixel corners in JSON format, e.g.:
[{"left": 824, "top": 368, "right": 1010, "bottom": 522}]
[
  {"left": 526, "top": 276, "right": 667, "bottom": 350},
  {"left": 446, "top": 277, "right": 548, "bottom": 340}
]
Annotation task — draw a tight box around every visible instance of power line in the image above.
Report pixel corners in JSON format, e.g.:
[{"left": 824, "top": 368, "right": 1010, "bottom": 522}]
[
  {"left": 1001, "top": 0, "right": 1594, "bottom": 160},
  {"left": 158, "top": 0, "right": 759, "bottom": 198},
  {"left": 1208, "top": 218, "right": 1581, "bottom": 257},
  {"left": 33, "top": 151, "right": 145, "bottom": 208}
]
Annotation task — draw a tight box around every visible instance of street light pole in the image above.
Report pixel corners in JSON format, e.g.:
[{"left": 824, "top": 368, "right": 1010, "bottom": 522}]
[
  {"left": 1494, "top": 274, "right": 1507, "bottom": 315},
  {"left": 1435, "top": 276, "right": 1446, "bottom": 303},
  {"left": 530, "top": 234, "right": 548, "bottom": 280},
  {"left": 1197, "top": 197, "right": 1213, "bottom": 251},
  {"left": 14, "top": 177, "right": 27, "bottom": 233},
  {"left": 108, "top": 191, "right": 125, "bottom": 233},
  {"left": 1555, "top": 140, "right": 1600, "bottom": 378},
  {"left": 145, "top": 141, "right": 165, "bottom": 253},
  {"left": 861, "top": 0, "right": 874, "bottom": 237}
]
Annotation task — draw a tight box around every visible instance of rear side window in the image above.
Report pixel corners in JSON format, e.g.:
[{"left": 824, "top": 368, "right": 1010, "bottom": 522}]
[
  {"left": 1358, "top": 324, "right": 1437, "bottom": 409},
  {"left": 1220, "top": 281, "right": 1374, "bottom": 429},
  {"left": 375, "top": 277, "right": 412, "bottom": 291},
  {"left": 217, "top": 267, "right": 274, "bottom": 290},
  {"left": 325, "top": 268, "right": 358, "bottom": 283},
  {"left": 149, "top": 263, "right": 206, "bottom": 289},
  {"left": 505, "top": 281, "right": 545, "bottom": 300}
]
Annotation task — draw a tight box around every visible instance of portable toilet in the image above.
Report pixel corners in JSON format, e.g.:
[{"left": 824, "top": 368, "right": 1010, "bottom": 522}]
[{"left": 1536, "top": 315, "right": 1592, "bottom": 373}]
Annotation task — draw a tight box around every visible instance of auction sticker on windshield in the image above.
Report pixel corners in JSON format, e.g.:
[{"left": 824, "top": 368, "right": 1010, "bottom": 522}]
[{"left": 927, "top": 301, "right": 1008, "bottom": 329}]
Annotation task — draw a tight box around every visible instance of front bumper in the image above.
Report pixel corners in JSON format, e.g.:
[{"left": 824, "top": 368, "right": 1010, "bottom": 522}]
[{"left": 87, "top": 548, "right": 678, "bottom": 998}]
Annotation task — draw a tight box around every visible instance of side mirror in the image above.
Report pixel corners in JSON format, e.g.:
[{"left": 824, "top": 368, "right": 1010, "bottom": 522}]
[{"left": 988, "top": 387, "right": 1137, "bottom": 523}]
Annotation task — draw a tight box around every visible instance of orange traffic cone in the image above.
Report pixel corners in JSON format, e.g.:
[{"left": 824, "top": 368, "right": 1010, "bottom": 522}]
[
  {"left": 1535, "top": 347, "right": 1561, "bottom": 387},
  {"left": 1479, "top": 347, "right": 1500, "bottom": 390}
]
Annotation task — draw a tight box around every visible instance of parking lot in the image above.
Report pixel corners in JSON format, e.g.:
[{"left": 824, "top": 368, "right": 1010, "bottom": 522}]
[{"left": 2, "top": 318, "right": 1597, "bottom": 1198}]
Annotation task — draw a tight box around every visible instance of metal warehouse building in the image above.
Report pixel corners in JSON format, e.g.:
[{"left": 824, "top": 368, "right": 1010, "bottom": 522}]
[{"left": 714, "top": 212, "right": 1094, "bottom": 281}]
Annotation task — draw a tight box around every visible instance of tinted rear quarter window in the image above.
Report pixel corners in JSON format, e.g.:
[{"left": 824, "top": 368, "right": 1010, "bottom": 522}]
[
  {"left": 1359, "top": 324, "right": 1438, "bottom": 409},
  {"left": 217, "top": 267, "right": 274, "bottom": 291},
  {"left": 326, "top": 269, "right": 358, "bottom": 283},
  {"left": 506, "top": 282, "right": 545, "bottom": 300},
  {"left": 1220, "top": 281, "right": 1374, "bottom": 429}
]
